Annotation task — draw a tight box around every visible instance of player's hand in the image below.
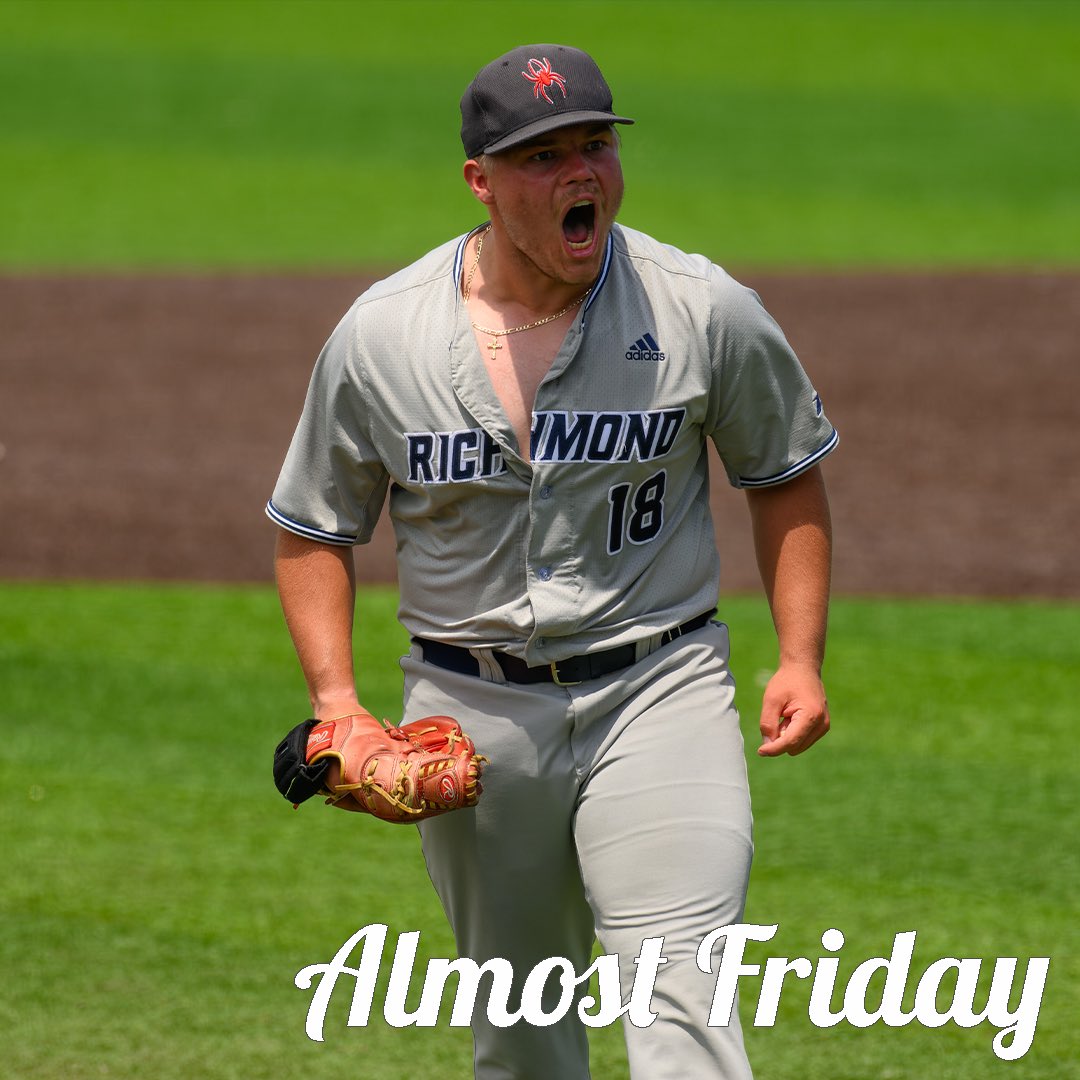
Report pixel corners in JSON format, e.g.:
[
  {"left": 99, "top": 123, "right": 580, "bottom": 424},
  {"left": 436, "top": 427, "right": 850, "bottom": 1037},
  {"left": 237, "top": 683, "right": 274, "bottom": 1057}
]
[
  {"left": 313, "top": 706, "right": 383, "bottom": 792},
  {"left": 756, "top": 663, "right": 830, "bottom": 757}
]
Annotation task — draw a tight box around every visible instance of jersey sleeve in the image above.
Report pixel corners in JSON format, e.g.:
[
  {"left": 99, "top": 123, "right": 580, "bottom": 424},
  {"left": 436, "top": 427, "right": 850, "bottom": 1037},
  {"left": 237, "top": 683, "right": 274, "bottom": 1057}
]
[
  {"left": 705, "top": 268, "right": 838, "bottom": 488},
  {"left": 265, "top": 304, "right": 390, "bottom": 545}
]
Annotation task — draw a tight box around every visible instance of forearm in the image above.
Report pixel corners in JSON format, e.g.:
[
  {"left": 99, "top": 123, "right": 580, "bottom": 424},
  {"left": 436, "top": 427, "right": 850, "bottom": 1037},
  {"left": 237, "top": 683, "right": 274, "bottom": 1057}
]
[
  {"left": 746, "top": 465, "right": 832, "bottom": 671},
  {"left": 745, "top": 465, "right": 833, "bottom": 756},
  {"left": 274, "top": 528, "right": 367, "bottom": 720}
]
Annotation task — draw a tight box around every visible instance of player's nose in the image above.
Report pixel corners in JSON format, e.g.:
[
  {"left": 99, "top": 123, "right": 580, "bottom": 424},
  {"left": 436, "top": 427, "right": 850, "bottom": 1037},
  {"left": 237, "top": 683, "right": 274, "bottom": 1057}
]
[{"left": 560, "top": 148, "right": 596, "bottom": 183}]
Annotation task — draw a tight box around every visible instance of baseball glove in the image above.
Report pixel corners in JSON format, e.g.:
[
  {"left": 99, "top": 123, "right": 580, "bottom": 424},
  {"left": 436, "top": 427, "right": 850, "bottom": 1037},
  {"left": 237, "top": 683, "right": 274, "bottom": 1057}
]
[{"left": 273, "top": 713, "right": 485, "bottom": 824}]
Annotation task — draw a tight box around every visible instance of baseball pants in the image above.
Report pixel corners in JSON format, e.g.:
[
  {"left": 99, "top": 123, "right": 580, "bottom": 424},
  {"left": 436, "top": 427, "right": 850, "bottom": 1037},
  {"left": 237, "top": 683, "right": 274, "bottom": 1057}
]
[{"left": 402, "top": 620, "right": 755, "bottom": 1080}]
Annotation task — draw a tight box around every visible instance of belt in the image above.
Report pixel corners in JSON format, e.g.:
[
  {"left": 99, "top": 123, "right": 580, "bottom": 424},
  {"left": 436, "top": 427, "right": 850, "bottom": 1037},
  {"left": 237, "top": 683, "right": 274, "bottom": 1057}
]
[{"left": 414, "top": 610, "right": 715, "bottom": 687}]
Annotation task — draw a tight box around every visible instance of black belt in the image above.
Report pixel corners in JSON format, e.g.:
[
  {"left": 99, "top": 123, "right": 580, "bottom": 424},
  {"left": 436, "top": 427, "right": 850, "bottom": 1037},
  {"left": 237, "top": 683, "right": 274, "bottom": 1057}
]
[{"left": 415, "top": 610, "right": 715, "bottom": 687}]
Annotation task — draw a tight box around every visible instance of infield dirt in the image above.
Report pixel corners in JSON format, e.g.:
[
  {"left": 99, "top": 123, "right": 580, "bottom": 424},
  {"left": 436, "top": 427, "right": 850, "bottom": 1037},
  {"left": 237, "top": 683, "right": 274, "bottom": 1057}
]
[{"left": 1, "top": 271, "right": 1076, "bottom": 597}]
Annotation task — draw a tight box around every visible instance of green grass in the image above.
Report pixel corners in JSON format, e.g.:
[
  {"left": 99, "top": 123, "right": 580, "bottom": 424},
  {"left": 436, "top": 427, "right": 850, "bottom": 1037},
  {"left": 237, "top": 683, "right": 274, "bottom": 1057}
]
[
  {"left": 1, "top": 582, "right": 1077, "bottom": 1078},
  {"left": 1, "top": 0, "right": 1078, "bottom": 268}
]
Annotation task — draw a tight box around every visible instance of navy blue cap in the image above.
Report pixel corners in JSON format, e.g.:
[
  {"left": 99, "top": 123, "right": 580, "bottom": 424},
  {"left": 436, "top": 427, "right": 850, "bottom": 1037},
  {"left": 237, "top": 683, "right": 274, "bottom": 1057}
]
[{"left": 461, "top": 44, "right": 634, "bottom": 158}]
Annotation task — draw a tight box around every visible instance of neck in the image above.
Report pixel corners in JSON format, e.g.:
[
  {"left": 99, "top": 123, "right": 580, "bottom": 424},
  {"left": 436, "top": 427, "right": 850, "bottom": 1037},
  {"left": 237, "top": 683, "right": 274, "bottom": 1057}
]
[{"left": 469, "top": 223, "right": 599, "bottom": 319}]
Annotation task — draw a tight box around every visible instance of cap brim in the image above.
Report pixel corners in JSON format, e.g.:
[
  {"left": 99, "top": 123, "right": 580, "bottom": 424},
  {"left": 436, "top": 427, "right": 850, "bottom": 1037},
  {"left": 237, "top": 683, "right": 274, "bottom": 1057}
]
[{"left": 476, "top": 111, "right": 634, "bottom": 157}]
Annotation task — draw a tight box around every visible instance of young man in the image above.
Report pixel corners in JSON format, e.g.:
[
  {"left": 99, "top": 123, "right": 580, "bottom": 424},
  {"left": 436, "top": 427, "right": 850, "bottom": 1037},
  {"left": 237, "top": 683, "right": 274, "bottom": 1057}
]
[{"left": 268, "top": 44, "right": 836, "bottom": 1079}]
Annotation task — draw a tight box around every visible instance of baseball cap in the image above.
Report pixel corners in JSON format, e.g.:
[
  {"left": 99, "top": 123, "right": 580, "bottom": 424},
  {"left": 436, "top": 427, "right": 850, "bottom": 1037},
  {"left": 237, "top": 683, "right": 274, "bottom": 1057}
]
[{"left": 460, "top": 44, "right": 634, "bottom": 158}]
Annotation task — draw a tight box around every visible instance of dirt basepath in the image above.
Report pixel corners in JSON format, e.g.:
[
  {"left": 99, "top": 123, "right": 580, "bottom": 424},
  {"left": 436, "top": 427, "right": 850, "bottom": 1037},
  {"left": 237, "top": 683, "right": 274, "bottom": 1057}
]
[{"left": 1, "top": 271, "right": 1076, "bottom": 597}]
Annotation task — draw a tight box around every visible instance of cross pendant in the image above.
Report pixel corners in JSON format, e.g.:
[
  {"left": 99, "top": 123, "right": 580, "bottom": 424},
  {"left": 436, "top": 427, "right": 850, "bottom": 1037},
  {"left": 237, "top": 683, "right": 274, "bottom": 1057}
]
[{"left": 485, "top": 336, "right": 502, "bottom": 359}]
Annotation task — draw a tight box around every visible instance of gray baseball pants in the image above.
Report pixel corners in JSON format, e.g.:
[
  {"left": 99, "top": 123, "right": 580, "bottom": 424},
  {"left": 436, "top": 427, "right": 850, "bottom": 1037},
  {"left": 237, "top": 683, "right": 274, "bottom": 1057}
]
[{"left": 403, "top": 620, "right": 755, "bottom": 1080}]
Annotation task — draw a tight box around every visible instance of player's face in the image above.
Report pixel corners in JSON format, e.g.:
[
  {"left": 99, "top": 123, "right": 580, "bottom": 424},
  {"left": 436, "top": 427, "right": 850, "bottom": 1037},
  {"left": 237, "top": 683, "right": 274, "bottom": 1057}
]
[{"left": 474, "top": 123, "right": 624, "bottom": 291}]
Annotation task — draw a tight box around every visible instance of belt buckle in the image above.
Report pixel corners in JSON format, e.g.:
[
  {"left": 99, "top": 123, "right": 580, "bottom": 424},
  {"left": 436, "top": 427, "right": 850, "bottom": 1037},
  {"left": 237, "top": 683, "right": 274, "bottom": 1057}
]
[{"left": 550, "top": 661, "right": 582, "bottom": 687}]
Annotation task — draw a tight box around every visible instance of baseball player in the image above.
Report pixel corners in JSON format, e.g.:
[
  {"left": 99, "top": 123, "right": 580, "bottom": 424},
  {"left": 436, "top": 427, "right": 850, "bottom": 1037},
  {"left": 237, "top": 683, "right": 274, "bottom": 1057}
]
[{"left": 268, "top": 44, "right": 836, "bottom": 1079}]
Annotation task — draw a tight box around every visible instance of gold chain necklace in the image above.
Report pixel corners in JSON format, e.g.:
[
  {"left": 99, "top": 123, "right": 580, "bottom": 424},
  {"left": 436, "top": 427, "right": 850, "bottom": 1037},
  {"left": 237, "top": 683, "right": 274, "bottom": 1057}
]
[{"left": 463, "top": 224, "right": 592, "bottom": 361}]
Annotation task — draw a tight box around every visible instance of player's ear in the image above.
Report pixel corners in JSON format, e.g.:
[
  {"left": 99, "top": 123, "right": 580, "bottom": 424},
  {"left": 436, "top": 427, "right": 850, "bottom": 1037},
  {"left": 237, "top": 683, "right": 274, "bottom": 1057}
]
[{"left": 463, "top": 157, "right": 496, "bottom": 206}]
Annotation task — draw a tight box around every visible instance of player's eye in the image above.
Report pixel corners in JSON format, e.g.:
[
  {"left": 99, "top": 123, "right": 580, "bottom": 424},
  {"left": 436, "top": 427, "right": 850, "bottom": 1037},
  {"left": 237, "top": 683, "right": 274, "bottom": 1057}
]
[{"left": 530, "top": 149, "right": 556, "bottom": 162}]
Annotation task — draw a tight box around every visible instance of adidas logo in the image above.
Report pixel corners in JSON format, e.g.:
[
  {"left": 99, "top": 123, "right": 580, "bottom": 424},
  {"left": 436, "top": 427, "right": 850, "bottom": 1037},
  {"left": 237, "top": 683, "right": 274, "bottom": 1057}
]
[{"left": 625, "top": 332, "right": 666, "bottom": 362}]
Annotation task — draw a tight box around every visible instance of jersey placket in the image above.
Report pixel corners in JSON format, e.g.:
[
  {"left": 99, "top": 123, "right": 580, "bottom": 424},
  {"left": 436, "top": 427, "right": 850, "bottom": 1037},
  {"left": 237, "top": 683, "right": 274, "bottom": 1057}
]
[
  {"left": 523, "top": 459, "right": 583, "bottom": 659},
  {"left": 522, "top": 324, "right": 588, "bottom": 662}
]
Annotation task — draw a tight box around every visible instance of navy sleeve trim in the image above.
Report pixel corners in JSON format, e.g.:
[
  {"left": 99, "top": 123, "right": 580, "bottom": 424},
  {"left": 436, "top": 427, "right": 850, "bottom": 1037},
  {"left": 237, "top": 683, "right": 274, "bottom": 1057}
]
[
  {"left": 265, "top": 500, "right": 357, "bottom": 546},
  {"left": 737, "top": 430, "right": 839, "bottom": 489}
]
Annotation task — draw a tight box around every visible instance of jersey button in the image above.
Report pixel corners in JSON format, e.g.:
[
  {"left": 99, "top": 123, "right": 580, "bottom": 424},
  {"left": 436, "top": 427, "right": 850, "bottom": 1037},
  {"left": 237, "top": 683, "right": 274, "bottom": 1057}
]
[
  {"left": 537, "top": 566, "right": 553, "bottom": 582},
  {"left": 538, "top": 485, "right": 553, "bottom": 500}
]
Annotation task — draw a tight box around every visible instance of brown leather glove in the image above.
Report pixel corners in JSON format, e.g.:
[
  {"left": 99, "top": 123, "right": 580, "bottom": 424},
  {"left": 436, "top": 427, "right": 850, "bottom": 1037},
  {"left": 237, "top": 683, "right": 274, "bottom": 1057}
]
[{"left": 274, "top": 713, "right": 485, "bottom": 823}]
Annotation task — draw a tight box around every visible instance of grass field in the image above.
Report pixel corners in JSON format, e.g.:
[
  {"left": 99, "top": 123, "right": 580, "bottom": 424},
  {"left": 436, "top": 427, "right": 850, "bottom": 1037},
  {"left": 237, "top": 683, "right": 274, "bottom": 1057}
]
[
  {"left": 2, "top": 582, "right": 1077, "bottom": 1078},
  {"left": 2, "top": 0, "right": 1079, "bottom": 268}
]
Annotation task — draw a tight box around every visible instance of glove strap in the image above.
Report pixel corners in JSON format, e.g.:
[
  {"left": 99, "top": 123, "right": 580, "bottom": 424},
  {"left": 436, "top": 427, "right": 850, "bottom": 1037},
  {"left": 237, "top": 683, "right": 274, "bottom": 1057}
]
[{"left": 273, "top": 718, "right": 332, "bottom": 807}]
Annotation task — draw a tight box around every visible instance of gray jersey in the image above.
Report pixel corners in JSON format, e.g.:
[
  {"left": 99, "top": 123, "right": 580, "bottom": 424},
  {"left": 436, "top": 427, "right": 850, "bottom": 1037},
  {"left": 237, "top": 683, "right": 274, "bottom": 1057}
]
[{"left": 267, "top": 222, "right": 837, "bottom": 664}]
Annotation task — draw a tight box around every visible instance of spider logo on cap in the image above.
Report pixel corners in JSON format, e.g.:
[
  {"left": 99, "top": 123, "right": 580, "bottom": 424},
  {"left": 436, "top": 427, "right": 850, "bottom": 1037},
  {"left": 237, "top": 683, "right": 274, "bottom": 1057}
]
[{"left": 522, "top": 58, "right": 567, "bottom": 105}]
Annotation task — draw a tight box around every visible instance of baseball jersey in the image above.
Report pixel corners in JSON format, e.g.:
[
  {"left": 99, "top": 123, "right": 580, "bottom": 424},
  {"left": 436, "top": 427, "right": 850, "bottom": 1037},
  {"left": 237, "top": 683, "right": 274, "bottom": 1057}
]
[{"left": 267, "top": 222, "right": 837, "bottom": 665}]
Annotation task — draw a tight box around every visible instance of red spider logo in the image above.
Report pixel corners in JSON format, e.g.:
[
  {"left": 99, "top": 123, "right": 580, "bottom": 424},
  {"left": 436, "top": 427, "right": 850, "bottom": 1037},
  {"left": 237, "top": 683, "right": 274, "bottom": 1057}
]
[{"left": 522, "top": 58, "right": 567, "bottom": 105}]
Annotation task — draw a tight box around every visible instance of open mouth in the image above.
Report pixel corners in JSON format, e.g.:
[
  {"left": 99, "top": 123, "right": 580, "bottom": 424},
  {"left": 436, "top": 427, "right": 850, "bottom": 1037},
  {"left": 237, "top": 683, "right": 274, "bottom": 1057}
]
[{"left": 562, "top": 201, "right": 596, "bottom": 251}]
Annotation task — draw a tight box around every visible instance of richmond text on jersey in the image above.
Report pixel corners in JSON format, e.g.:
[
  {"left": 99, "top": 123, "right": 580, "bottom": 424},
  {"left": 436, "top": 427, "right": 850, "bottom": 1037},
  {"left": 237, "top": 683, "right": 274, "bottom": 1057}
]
[{"left": 405, "top": 408, "right": 686, "bottom": 484}]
